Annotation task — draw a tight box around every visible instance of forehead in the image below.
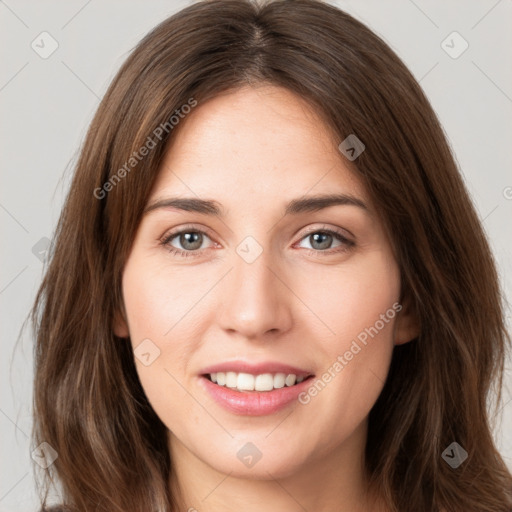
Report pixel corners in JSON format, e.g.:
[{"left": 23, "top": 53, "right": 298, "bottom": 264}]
[{"left": 150, "top": 85, "right": 367, "bottom": 208}]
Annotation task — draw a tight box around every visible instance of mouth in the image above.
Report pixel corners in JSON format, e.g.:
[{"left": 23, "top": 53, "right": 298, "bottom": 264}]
[
  {"left": 198, "top": 361, "right": 315, "bottom": 415},
  {"left": 199, "top": 367, "right": 316, "bottom": 416},
  {"left": 202, "top": 371, "right": 314, "bottom": 393}
]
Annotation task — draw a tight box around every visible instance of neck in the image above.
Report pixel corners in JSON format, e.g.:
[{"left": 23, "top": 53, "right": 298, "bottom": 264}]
[{"left": 168, "top": 419, "right": 387, "bottom": 512}]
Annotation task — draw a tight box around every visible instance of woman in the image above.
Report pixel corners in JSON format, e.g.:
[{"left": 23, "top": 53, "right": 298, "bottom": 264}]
[{"left": 31, "top": 0, "right": 512, "bottom": 510}]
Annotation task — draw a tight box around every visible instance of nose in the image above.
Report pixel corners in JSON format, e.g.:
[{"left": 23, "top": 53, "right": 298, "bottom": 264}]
[{"left": 217, "top": 248, "right": 293, "bottom": 341}]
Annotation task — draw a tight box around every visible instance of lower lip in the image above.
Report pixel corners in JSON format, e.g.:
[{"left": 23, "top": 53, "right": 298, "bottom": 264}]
[{"left": 200, "top": 375, "right": 314, "bottom": 416}]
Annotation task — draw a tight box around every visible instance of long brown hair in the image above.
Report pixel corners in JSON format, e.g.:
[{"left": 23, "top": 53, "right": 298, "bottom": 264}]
[{"left": 31, "top": 0, "right": 512, "bottom": 510}]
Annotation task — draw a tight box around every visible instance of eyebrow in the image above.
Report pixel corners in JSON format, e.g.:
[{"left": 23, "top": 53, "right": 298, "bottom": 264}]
[{"left": 143, "top": 193, "right": 368, "bottom": 217}]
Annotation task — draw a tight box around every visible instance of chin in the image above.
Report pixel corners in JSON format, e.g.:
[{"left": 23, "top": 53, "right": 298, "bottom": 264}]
[{"left": 199, "top": 433, "right": 314, "bottom": 480}]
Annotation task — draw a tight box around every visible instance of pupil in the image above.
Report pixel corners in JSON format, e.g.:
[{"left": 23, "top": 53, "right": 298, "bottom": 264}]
[
  {"left": 311, "top": 232, "right": 332, "bottom": 250},
  {"left": 181, "top": 232, "right": 202, "bottom": 250}
]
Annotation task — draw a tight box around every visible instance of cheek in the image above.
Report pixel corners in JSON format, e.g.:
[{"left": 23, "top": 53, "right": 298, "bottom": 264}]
[
  {"left": 296, "top": 248, "right": 400, "bottom": 344},
  {"left": 121, "top": 258, "right": 214, "bottom": 342},
  {"left": 120, "top": 260, "right": 206, "bottom": 415},
  {"left": 294, "top": 250, "right": 400, "bottom": 433}
]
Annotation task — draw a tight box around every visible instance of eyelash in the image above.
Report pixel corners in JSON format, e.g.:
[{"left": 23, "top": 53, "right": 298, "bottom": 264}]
[{"left": 160, "top": 225, "right": 355, "bottom": 259}]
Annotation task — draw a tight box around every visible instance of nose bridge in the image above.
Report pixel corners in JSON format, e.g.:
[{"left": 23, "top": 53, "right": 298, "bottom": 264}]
[{"left": 218, "top": 240, "right": 292, "bottom": 338}]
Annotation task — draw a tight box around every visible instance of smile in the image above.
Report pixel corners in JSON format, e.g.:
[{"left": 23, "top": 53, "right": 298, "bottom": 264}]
[
  {"left": 199, "top": 362, "right": 315, "bottom": 416},
  {"left": 206, "top": 371, "right": 307, "bottom": 392}
]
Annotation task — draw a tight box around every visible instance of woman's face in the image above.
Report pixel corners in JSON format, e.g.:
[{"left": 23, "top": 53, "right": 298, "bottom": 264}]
[{"left": 115, "top": 85, "right": 417, "bottom": 480}]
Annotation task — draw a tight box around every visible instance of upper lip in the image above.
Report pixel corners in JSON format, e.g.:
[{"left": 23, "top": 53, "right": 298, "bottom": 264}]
[{"left": 200, "top": 360, "right": 314, "bottom": 378}]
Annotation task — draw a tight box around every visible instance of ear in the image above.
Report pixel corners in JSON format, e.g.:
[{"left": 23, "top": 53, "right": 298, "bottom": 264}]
[
  {"left": 393, "top": 295, "right": 420, "bottom": 346},
  {"left": 113, "top": 308, "right": 130, "bottom": 338}
]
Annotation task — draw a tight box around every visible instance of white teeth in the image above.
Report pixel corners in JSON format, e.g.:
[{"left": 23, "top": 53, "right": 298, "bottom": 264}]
[
  {"left": 208, "top": 371, "right": 306, "bottom": 392},
  {"left": 237, "top": 373, "right": 255, "bottom": 391},
  {"left": 225, "top": 371, "right": 237, "bottom": 388},
  {"left": 273, "top": 373, "right": 286, "bottom": 389},
  {"left": 255, "top": 373, "right": 274, "bottom": 391},
  {"left": 285, "top": 374, "right": 296, "bottom": 387}
]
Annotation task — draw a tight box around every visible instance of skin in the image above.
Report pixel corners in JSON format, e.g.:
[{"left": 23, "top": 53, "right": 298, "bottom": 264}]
[{"left": 115, "top": 85, "right": 419, "bottom": 512}]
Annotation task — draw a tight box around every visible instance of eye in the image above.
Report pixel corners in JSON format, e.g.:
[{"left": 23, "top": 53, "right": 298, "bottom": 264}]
[
  {"left": 160, "top": 227, "right": 214, "bottom": 258},
  {"left": 160, "top": 225, "right": 355, "bottom": 259},
  {"left": 295, "top": 227, "right": 354, "bottom": 255}
]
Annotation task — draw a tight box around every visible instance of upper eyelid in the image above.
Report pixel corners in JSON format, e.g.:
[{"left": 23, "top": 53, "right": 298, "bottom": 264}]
[
  {"left": 161, "top": 224, "right": 353, "bottom": 248},
  {"left": 299, "top": 224, "right": 353, "bottom": 240},
  {"left": 161, "top": 223, "right": 215, "bottom": 242}
]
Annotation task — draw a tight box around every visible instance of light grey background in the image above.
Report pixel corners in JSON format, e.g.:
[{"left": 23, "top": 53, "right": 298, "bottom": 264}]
[{"left": 1, "top": 0, "right": 511, "bottom": 510}]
